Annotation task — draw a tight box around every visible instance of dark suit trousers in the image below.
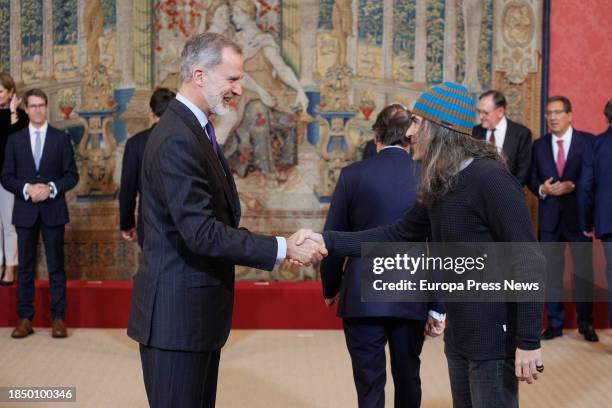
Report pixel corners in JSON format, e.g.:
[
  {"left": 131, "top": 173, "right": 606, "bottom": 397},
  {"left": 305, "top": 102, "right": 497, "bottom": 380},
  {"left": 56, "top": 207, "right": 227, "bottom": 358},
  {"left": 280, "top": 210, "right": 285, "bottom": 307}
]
[
  {"left": 602, "top": 235, "right": 612, "bottom": 326},
  {"left": 343, "top": 317, "right": 425, "bottom": 408},
  {"left": 541, "top": 230, "right": 593, "bottom": 328},
  {"left": 139, "top": 344, "right": 221, "bottom": 408},
  {"left": 16, "top": 217, "right": 66, "bottom": 320}
]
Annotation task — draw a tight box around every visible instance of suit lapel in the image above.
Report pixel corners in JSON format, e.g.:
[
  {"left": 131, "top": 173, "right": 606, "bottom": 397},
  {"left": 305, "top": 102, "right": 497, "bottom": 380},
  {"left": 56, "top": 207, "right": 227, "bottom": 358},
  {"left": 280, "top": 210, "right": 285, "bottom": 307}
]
[
  {"left": 564, "top": 131, "right": 581, "bottom": 178},
  {"left": 37, "top": 128, "right": 53, "bottom": 171},
  {"left": 542, "top": 134, "right": 560, "bottom": 178},
  {"left": 501, "top": 121, "right": 513, "bottom": 152},
  {"left": 217, "top": 150, "right": 241, "bottom": 223},
  {"left": 24, "top": 130, "right": 36, "bottom": 172},
  {"left": 170, "top": 100, "right": 239, "bottom": 225},
  {"left": 473, "top": 125, "right": 486, "bottom": 140}
]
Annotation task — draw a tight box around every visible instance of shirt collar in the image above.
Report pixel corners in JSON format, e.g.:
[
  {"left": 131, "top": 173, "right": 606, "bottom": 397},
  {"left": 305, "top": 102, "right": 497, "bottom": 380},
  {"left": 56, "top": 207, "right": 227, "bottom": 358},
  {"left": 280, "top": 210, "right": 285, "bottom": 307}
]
[
  {"left": 380, "top": 145, "right": 407, "bottom": 152},
  {"left": 494, "top": 116, "right": 508, "bottom": 134},
  {"left": 176, "top": 93, "right": 209, "bottom": 128},
  {"left": 553, "top": 126, "right": 573, "bottom": 142},
  {"left": 29, "top": 122, "right": 48, "bottom": 134},
  {"left": 458, "top": 157, "right": 474, "bottom": 172}
]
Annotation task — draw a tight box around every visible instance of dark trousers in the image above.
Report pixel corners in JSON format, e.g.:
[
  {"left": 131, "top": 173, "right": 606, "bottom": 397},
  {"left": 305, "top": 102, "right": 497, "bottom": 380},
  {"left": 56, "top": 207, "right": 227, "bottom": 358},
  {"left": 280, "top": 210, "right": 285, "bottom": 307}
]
[
  {"left": 139, "top": 343, "right": 221, "bottom": 408},
  {"left": 16, "top": 217, "right": 66, "bottom": 320},
  {"left": 602, "top": 235, "right": 612, "bottom": 326},
  {"left": 540, "top": 230, "right": 593, "bottom": 328},
  {"left": 445, "top": 344, "right": 518, "bottom": 408},
  {"left": 343, "top": 317, "right": 425, "bottom": 408}
]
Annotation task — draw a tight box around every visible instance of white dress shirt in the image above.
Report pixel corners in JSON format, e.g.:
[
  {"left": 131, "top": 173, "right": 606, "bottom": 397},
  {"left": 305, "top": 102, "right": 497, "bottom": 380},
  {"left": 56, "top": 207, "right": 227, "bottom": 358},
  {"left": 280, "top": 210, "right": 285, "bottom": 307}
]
[
  {"left": 538, "top": 126, "right": 573, "bottom": 198},
  {"left": 487, "top": 116, "right": 508, "bottom": 153},
  {"left": 551, "top": 126, "right": 573, "bottom": 163},
  {"left": 174, "top": 93, "right": 287, "bottom": 264},
  {"left": 23, "top": 122, "right": 57, "bottom": 201}
]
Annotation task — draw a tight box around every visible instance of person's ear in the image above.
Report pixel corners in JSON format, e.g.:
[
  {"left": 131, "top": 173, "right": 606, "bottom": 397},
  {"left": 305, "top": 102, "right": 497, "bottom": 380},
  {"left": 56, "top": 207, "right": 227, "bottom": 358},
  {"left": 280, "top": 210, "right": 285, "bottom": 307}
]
[{"left": 194, "top": 69, "right": 207, "bottom": 87}]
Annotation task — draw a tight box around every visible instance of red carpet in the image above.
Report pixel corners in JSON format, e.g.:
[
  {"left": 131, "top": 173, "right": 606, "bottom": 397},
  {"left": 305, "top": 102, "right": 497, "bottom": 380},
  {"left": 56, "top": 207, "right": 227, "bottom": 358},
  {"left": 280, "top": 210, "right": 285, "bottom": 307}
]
[
  {"left": 0, "top": 280, "right": 342, "bottom": 329},
  {"left": 0, "top": 280, "right": 609, "bottom": 329}
]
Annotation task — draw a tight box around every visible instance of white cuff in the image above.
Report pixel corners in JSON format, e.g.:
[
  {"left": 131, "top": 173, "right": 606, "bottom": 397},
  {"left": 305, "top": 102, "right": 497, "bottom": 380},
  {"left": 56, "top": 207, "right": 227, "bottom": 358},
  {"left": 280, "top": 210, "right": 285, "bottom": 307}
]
[
  {"left": 428, "top": 310, "right": 446, "bottom": 322},
  {"left": 275, "top": 237, "right": 287, "bottom": 265},
  {"left": 538, "top": 184, "right": 547, "bottom": 199},
  {"left": 23, "top": 183, "right": 30, "bottom": 200},
  {"left": 48, "top": 182, "right": 57, "bottom": 199}
]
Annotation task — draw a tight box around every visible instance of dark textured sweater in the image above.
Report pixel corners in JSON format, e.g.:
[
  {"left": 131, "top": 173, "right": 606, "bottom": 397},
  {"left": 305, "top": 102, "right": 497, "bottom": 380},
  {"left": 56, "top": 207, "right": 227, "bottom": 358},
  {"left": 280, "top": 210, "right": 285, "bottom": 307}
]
[{"left": 324, "top": 157, "right": 544, "bottom": 360}]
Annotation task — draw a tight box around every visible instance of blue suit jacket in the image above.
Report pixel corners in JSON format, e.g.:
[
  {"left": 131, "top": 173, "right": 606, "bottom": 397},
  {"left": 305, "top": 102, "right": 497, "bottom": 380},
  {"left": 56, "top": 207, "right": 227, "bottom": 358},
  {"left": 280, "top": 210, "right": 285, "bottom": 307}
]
[
  {"left": 321, "top": 147, "right": 440, "bottom": 319},
  {"left": 578, "top": 126, "right": 612, "bottom": 237},
  {"left": 529, "top": 129, "right": 594, "bottom": 234},
  {"left": 1, "top": 126, "right": 78, "bottom": 227}
]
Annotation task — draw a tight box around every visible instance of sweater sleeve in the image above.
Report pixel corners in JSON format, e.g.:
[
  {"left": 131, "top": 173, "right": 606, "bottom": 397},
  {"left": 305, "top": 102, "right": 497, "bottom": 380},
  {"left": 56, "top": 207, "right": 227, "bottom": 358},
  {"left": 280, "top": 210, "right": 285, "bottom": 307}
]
[
  {"left": 476, "top": 164, "right": 544, "bottom": 350},
  {"left": 324, "top": 202, "right": 431, "bottom": 258}
]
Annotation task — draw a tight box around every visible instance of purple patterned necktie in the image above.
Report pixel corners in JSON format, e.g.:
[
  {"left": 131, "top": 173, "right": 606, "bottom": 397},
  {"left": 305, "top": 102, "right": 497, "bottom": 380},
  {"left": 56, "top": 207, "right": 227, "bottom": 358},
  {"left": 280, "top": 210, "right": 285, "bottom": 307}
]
[{"left": 205, "top": 121, "right": 218, "bottom": 153}]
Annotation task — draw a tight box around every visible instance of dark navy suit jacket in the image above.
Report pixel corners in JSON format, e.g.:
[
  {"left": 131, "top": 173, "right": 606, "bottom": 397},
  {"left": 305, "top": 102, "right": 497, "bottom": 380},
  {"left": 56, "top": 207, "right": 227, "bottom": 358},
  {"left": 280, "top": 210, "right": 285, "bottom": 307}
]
[
  {"left": 119, "top": 125, "right": 152, "bottom": 247},
  {"left": 321, "top": 147, "right": 441, "bottom": 319},
  {"left": 361, "top": 140, "right": 377, "bottom": 160},
  {"left": 472, "top": 118, "right": 533, "bottom": 185},
  {"left": 578, "top": 126, "right": 612, "bottom": 238},
  {"left": 127, "top": 99, "right": 278, "bottom": 352},
  {"left": 1, "top": 126, "right": 78, "bottom": 227},
  {"left": 529, "top": 129, "right": 594, "bottom": 234}
]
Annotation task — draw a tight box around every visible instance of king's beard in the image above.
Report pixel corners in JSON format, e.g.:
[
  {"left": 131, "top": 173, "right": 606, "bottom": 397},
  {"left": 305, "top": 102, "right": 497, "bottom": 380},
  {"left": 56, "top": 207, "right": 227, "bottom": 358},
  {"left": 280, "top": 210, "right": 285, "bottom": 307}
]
[{"left": 206, "top": 93, "right": 233, "bottom": 116}]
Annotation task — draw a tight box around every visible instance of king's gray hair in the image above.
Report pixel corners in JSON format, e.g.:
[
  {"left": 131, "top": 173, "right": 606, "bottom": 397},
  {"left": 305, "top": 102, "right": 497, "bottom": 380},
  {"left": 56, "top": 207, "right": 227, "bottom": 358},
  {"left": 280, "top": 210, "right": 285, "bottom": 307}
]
[{"left": 179, "top": 33, "right": 242, "bottom": 84}]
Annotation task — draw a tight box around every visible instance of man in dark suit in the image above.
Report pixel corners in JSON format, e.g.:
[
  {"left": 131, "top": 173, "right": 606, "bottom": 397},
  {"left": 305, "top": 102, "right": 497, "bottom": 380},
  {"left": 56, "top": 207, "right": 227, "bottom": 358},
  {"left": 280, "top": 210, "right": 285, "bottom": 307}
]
[
  {"left": 322, "top": 109, "right": 444, "bottom": 408},
  {"left": 578, "top": 99, "right": 612, "bottom": 331},
  {"left": 361, "top": 104, "right": 408, "bottom": 162},
  {"left": 473, "top": 90, "right": 532, "bottom": 184},
  {"left": 127, "top": 33, "right": 326, "bottom": 408},
  {"left": 1, "top": 88, "right": 79, "bottom": 339},
  {"left": 119, "top": 88, "right": 175, "bottom": 248},
  {"left": 529, "top": 95, "right": 597, "bottom": 342}
]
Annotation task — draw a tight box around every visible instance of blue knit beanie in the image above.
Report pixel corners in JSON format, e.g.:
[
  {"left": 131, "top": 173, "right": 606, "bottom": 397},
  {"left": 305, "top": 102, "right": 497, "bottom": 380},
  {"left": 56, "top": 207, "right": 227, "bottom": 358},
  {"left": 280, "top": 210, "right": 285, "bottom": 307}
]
[{"left": 412, "top": 82, "right": 476, "bottom": 136}]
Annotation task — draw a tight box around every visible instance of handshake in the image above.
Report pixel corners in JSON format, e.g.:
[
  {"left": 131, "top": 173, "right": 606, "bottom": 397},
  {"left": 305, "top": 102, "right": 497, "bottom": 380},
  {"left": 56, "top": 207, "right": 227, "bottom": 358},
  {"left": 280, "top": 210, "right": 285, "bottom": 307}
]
[{"left": 285, "top": 229, "right": 328, "bottom": 266}]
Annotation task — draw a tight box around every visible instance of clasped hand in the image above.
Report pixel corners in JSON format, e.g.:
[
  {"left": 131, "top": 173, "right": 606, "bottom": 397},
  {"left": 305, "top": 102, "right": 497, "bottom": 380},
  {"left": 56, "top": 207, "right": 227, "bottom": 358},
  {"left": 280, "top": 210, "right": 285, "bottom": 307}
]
[
  {"left": 27, "top": 183, "right": 51, "bottom": 203},
  {"left": 286, "top": 229, "right": 328, "bottom": 266}
]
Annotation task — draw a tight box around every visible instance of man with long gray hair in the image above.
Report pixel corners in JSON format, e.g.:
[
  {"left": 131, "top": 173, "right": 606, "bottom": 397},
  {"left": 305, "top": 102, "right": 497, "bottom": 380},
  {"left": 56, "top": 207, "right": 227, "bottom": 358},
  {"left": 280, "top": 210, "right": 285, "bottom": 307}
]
[
  {"left": 127, "top": 33, "right": 326, "bottom": 407},
  {"left": 296, "top": 82, "right": 545, "bottom": 407}
]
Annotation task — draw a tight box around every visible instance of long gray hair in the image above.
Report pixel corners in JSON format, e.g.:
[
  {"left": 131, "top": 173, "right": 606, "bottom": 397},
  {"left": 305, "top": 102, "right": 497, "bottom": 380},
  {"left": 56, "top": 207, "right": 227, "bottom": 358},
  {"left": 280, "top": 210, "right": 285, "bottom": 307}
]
[{"left": 415, "top": 119, "right": 504, "bottom": 204}]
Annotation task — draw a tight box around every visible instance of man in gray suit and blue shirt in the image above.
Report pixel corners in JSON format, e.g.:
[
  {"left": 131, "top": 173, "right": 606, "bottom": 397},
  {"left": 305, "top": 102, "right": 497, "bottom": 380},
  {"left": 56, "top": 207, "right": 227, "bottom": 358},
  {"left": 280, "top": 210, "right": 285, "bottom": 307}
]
[{"left": 127, "top": 33, "right": 327, "bottom": 408}]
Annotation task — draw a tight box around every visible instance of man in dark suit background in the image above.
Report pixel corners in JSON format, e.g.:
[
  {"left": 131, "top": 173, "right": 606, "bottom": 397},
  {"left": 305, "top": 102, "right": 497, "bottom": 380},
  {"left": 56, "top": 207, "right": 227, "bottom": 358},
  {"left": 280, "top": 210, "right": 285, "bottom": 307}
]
[
  {"left": 578, "top": 99, "right": 612, "bottom": 332},
  {"left": 119, "top": 88, "right": 175, "bottom": 248},
  {"left": 321, "top": 108, "right": 444, "bottom": 408},
  {"left": 473, "top": 90, "right": 532, "bottom": 184},
  {"left": 1, "top": 88, "right": 79, "bottom": 339},
  {"left": 361, "top": 104, "right": 408, "bottom": 162},
  {"left": 529, "top": 95, "right": 597, "bottom": 342},
  {"left": 127, "top": 33, "right": 326, "bottom": 408}
]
